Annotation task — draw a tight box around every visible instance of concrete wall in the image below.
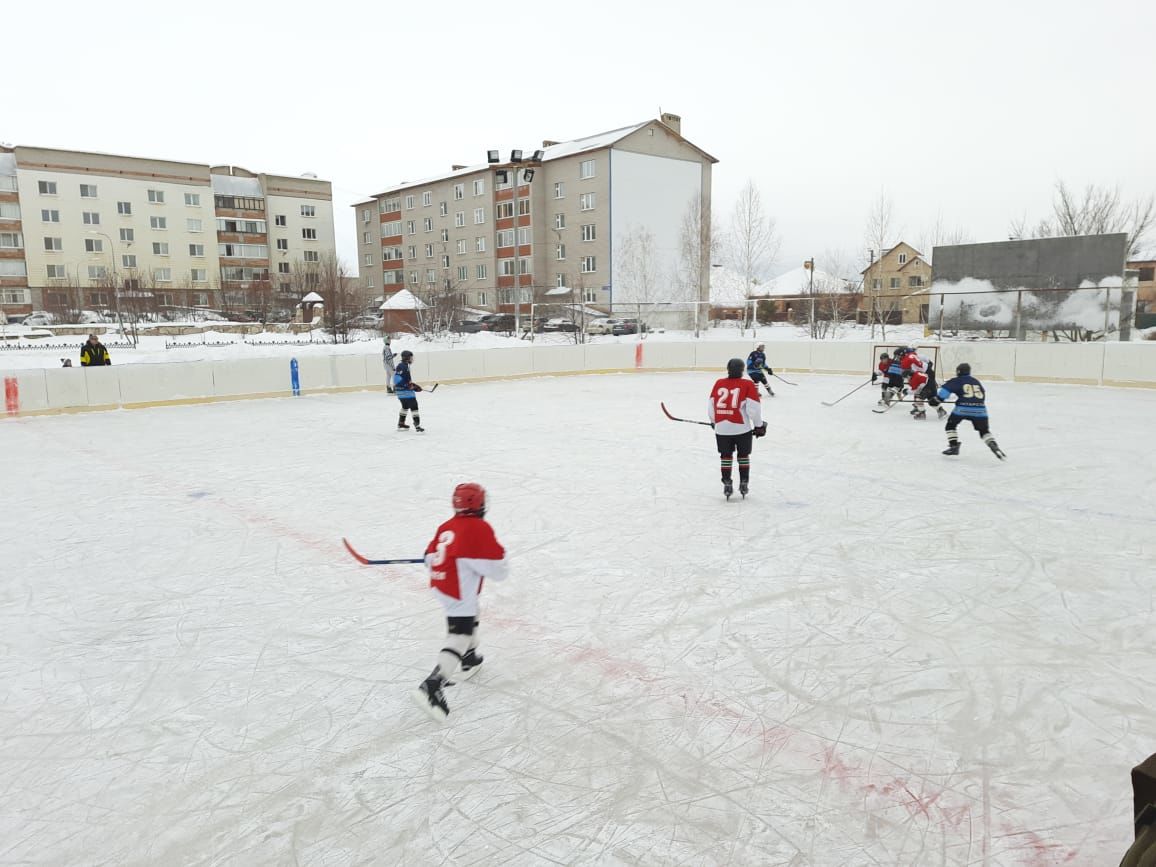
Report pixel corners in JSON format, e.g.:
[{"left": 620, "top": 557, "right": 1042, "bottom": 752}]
[{"left": 3, "top": 340, "right": 1154, "bottom": 418}]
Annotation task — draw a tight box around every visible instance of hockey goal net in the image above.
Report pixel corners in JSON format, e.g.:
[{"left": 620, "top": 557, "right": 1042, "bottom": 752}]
[{"left": 872, "top": 343, "right": 939, "bottom": 376}]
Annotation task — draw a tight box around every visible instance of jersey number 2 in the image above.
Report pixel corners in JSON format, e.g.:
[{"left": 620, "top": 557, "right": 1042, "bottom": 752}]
[{"left": 715, "top": 387, "right": 741, "bottom": 410}]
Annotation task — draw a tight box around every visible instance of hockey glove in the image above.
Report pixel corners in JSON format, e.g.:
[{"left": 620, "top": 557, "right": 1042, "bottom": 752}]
[
  {"left": 871, "top": 372, "right": 878, "bottom": 383},
  {"left": 753, "top": 423, "right": 767, "bottom": 438},
  {"left": 412, "top": 384, "right": 423, "bottom": 392}
]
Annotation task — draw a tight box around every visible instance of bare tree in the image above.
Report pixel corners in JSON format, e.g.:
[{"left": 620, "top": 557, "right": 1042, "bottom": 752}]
[
  {"left": 1010, "top": 181, "right": 1155, "bottom": 256},
  {"left": 862, "top": 190, "right": 901, "bottom": 340},
  {"left": 617, "top": 224, "right": 665, "bottom": 331},
  {"left": 726, "top": 180, "right": 779, "bottom": 303},
  {"left": 316, "top": 253, "right": 364, "bottom": 344},
  {"left": 678, "top": 195, "right": 719, "bottom": 334},
  {"left": 918, "top": 213, "right": 972, "bottom": 262}
]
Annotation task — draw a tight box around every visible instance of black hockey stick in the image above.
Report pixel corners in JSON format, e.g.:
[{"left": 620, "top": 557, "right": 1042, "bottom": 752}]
[
  {"left": 342, "top": 538, "right": 423, "bottom": 565},
  {"left": 821, "top": 379, "right": 873, "bottom": 407},
  {"left": 660, "top": 402, "right": 713, "bottom": 427},
  {"left": 771, "top": 373, "right": 798, "bottom": 386}
]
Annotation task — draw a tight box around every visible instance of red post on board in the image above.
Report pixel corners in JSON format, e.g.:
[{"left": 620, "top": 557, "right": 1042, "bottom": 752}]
[
  {"left": 634, "top": 343, "right": 644, "bottom": 369},
  {"left": 4, "top": 377, "right": 18, "bottom": 416}
]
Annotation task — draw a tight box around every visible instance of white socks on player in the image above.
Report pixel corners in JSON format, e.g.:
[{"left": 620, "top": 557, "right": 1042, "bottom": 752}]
[{"left": 436, "top": 633, "right": 471, "bottom": 682}]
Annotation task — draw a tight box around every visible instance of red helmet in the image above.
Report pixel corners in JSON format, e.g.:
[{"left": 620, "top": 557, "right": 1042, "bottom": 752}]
[{"left": 452, "top": 482, "right": 486, "bottom": 517}]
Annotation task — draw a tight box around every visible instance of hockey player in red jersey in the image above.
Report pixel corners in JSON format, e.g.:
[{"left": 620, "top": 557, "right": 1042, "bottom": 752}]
[
  {"left": 707, "top": 359, "right": 766, "bottom": 499},
  {"left": 901, "top": 349, "right": 943, "bottom": 420},
  {"left": 871, "top": 352, "right": 891, "bottom": 405},
  {"left": 412, "top": 483, "right": 508, "bottom": 721}
]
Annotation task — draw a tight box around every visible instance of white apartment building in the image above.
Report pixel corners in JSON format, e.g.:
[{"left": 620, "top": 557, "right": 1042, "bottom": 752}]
[
  {"left": 0, "top": 145, "right": 335, "bottom": 319},
  {"left": 354, "top": 114, "right": 716, "bottom": 314}
]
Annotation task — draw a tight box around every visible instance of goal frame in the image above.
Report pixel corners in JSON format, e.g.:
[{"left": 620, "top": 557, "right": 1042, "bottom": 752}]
[{"left": 872, "top": 343, "right": 940, "bottom": 375}]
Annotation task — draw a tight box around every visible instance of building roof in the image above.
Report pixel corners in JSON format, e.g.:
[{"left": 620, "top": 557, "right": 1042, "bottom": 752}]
[
  {"left": 860, "top": 241, "right": 926, "bottom": 274},
  {"left": 301, "top": 291, "right": 323, "bottom": 303},
  {"left": 372, "top": 118, "right": 715, "bottom": 198},
  {"left": 379, "top": 288, "right": 428, "bottom": 310},
  {"left": 760, "top": 265, "right": 855, "bottom": 295}
]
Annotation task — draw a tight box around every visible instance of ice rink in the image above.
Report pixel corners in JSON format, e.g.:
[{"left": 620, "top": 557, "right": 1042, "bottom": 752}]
[{"left": 2, "top": 371, "right": 1153, "bottom": 865}]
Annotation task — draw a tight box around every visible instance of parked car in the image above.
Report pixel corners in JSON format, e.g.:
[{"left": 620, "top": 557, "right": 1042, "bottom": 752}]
[
  {"left": 542, "top": 318, "right": 579, "bottom": 333},
  {"left": 21, "top": 311, "right": 56, "bottom": 327},
  {"left": 344, "top": 314, "right": 383, "bottom": 329},
  {"left": 585, "top": 317, "right": 614, "bottom": 335},
  {"left": 612, "top": 318, "right": 646, "bottom": 336},
  {"left": 478, "top": 313, "right": 517, "bottom": 333},
  {"left": 454, "top": 318, "right": 487, "bottom": 333}
]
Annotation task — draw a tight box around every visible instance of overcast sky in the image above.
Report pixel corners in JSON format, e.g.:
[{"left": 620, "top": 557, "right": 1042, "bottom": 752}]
[{"left": 6, "top": 0, "right": 1153, "bottom": 278}]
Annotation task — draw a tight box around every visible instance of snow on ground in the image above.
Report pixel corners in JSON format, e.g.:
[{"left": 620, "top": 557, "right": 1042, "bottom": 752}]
[
  {"left": 0, "top": 323, "right": 934, "bottom": 370},
  {"left": 2, "top": 373, "right": 1153, "bottom": 864}
]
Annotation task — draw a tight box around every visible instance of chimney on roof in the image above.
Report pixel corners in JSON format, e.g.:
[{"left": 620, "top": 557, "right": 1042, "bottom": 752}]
[
  {"left": 659, "top": 112, "right": 682, "bottom": 134},
  {"left": 542, "top": 140, "right": 559, "bottom": 147},
  {"left": 451, "top": 164, "right": 466, "bottom": 170}
]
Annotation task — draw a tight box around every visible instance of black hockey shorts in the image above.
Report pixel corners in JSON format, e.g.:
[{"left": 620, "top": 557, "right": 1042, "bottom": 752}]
[
  {"left": 447, "top": 616, "right": 477, "bottom": 635},
  {"left": 398, "top": 396, "right": 419, "bottom": 411},
  {"left": 715, "top": 431, "right": 753, "bottom": 458},
  {"left": 887, "top": 373, "right": 904, "bottom": 389},
  {"left": 748, "top": 370, "right": 768, "bottom": 385},
  {"left": 945, "top": 414, "right": 990, "bottom": 436}
]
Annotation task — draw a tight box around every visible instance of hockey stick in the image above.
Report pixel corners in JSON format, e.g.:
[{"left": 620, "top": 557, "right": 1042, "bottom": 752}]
[
  {"left": 342, "top": 538, "right": 423, "bottom": 565},
  {"left": 821, "top": 379, "right": 873, "bottom": 407},
  {"left": 771, "top": 373, "right": 798, "bottom": 386},
  {"left": 660, "top": 401, "right": 713, "bottom": 427}
]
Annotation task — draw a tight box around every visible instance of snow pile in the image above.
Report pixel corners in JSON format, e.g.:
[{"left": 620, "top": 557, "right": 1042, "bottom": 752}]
[{"left": 929, "top": 277, "right": 1129, "bottom": 333}]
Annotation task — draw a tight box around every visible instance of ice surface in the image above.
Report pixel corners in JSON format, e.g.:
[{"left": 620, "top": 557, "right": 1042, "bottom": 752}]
[{"left": 1, "top": 373, "right": 1153, "bottom": 864}]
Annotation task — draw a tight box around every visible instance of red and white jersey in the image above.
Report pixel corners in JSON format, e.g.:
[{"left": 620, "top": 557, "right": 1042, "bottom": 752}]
[
  {"left": 424, "top": 515, "right": 508, "bottom": 615},
  {"left": 707, "top": 376, "right": 763, "bottom": 435},
  {"left": 901, "top": 352, "right": 928, "bottom": 376},
  {"left": 877, "top": 359, "right": 890, "bottom": 377}
]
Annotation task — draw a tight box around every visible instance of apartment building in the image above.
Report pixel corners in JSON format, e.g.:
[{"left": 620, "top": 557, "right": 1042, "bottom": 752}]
[
  {"left": 355, "top": 114, "right": 717, "bottom": 314},
  {"left": 859, "top": 241, "right": 933, "bottom": 323},
  {"left": 0, "top": 145, "right": 335, "bottom": 319}
]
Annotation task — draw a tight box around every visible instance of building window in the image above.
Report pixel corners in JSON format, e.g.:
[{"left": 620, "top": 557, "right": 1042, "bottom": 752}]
[
  {"left": 43, "top": 236, "right": 62, "bottom": 251},
  {"left": 80, "top": 183, "right": 98, "bottom": 198},
  {"left": 474, "top": 208, "right": 485, "bottom": 224},
  {"left": 455, "top": 211, "right": 465, "bottom": 227},
  {"left": 580, "top": 256, "right": 596, "bottom": 273},
  {"left": 82, "top": 211, "right": 100, "bottom": 225},
  {"left": 500, "top": 259, "right": 516, "bottom": 277},
  {"left": 120, "top": 228, "right": 134, "bottom": 243},
  {"left": 122, "top": 254, "right": 136, "bottom": 268},
  {"left": 0, "top": 232, "right": 22, "bottom": 249},
  {"left": 148, "top": 189, "right": 165, "bottom": 204},
  {"left": 84, "top": 238, "right": 103, "bottom": 253},
  {"left": 383, "top": 220, "right": 402, "bottom": 237},
  {"left": 424, "top": 243, "right": 434, "bottom": 258},
  {"left": 517, "top": 227, "right": 530, "bottom": 246},
  {"left": 579, "top": 159, "right": 595, "bottom": 179},
  {"left": 423, "top": 217, "right": 433, "bottom": 232},
  {"left": 554, "top": 213, "right": 565, "bottom": 229},
  {"left": 1138, "top": 267, "right": 1155, "bottom": 281},
  {"left": 457, "top": 265, "right": 468, "bottom": 281},
  {"left": 117, "top": 201, "right": 132, "bottom": 215},
  {"left": 277, "top": 261, "right": 290, "bottom": 274},
  {"left": 362, "top": 231, "right": 371, "bottom": 243},
  {"left": 477, "top": 289, "right": 487, "bottom": 304},
  {"left": 150, "top": 216, "right": 167, "bottom": 230},
  {"left": 440, "top": 228, "right": 449, "bottom": 242},
  {"left": 496, "top": 201, "right": 514, "bottom": 220},
  {"left": 152, "top": 242, "right": 170, "bottom": 255},
  {"left": 38, "top": 180, "right": 57, "bottom": 195},
  {"left": 456, "top": 238, "right": 467, "bottom": 254},
  {"left": 441, "top": 255, "right": 450, "bottom": 268},
  {"left": 898, "top": 253, "right": 908, "bottom": 264},
  {"left": 191, "top": 268, "right": 207, "bottom": 282},
  {"left": 303, "top": 250, "right": 320, "bottom": 262},
  {"left": 189, "top": 244, "right": 204, "bottom": 257},
  {"left": 583, "top": 287, "right": 597, "bottom": 303},
  {"left": 580, "top": 224, "right": 596, "bottom": 241},
  {"left": 475, "top": 236, "right": 486, "bottom": 253},
  {"left": 382, "top": 197, "right": 401, "bottom": 213},
  {"left": 421, "top": 191, "right": 432, "bottom": 207},
  {"left": 872, "top": 278, "right": 881, "bottom": 289},
  {"left": 406, "top": 220, "right": 416, "bottom": 235},
  {"left": 41, "top": 209, "right": 60, "bottom": 223},
  {"left": 183, "top": 218, "right": 201, "bottom": 233},
  {"left": 426, "top": 269, "right": 436, "bottom": 283},
  {"left": 579, "top": 193, "right": 595, "bottom": 211},
  {"left": 470, "top": 179, "right": 483, "bottom": 196},
  {"left": 555, "top": 273, "right": 567, "bottom": 288},
  {"left": 909, "top": 276, "right": 923, "bottom": 287},
  {"left": 496, "top": 229, "right": 514, "bottom": 248},
  {"left": 46, "top": 264, "right": 66, "bottom": 279},
  {"left": 555, "top": 244, "right": 566, "bottom": 260},
  {"left": 554, "top": 182, "right": 564, "bottom": 199},
  {"left": 301, "top": 204, "right": 316, "bottom": 217},
  {"left": 185, "top": 193, "right": 201, "bottom": 207},
  {"left": 303, "top": 228, "right": 317, "bottom": 240},
  {"left": 453, "top": 183, "right": 465, "bottom": 201},
  {"left": 276, "top": 238, "right": 288, "bottom": 251},
  {"left": 87, "top": 265, "right": 107, "bottom": 280},
  {"left": 409, "top": 270, "right": 418, "bottom": 284},
  {"left": 275, "top": 215, "right": 286, "bottom": 227},
  {"left": 364, "top": 252, "right": 374, "bottom": 266},
  {"left": 154, "top": 267, "right": 172, "bottom": 282},
  {"left": 439, "top": 201, "right": 448, "bottom": 216},
  {"left": 889, "top": 277, "right": 900, "bottom": 288},
  {"left": 405, "top": 195, "right": 415, "bottom": 210}
]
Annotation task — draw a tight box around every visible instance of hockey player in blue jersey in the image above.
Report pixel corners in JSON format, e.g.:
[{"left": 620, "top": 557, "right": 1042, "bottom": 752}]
[
  {"left": 938, "top": 362, "right": 1005, "bottom": 459},
  {"left": 393, "top": 349, "right": 425, "bottom": 432},
  {"left": 879, "top": 347, "right": 909, "bottom": 406},
  {"left": 745, "top": 344, "right": 774, "bottom": 396}
]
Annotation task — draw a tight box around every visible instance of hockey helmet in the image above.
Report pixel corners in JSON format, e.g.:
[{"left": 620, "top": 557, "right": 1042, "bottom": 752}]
[
  {"left": 401, "top": 350, "right": 414, "bottom": 360},
  {"left": 879, "top": 352, "right": 890, "bottom": 360},
  {"left": 726, "top": 358, "right": 745, "bottom": 378},
  {"left": 453, "top": 482, "right": 486, "bottom": 517},
  {"left": 956, "top": 362, "right": 971, "bottom": 377},
  {"left": 756, "top": 343, "right": 765, "bottom": 351}
]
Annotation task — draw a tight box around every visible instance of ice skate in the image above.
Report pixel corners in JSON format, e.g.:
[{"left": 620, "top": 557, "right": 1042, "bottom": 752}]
[
  {"left": 397, "top": 423, "right": 410, "bottom": 430},
  {"left": 414, "top": 425, "right": 426, "bottom": 432},
  {"left": 913, "top": 409, "right": 926, "bottom": 420},
  {"left": 985, "top": 439, "right": 1006, "bottom": 461},
  {"left": 412, "top": 676, "right": 449, "bottom": 721},
  {"left": 457, "top": 649, "right": 483, "bottom": 681},
  {"left": 739, "top": 481, "right": 748, "bottom": 498},
  {"left": 942, "top": 443, "right": 960, "bottom": 456},
  {"left": 722, "top": 480, "right": 733, "bottom": 500}
]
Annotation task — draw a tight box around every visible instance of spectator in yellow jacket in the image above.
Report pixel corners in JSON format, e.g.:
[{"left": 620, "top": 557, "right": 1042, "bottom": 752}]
[{"left": 80, "top": 334, "right": 111, "bottom": 366}]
